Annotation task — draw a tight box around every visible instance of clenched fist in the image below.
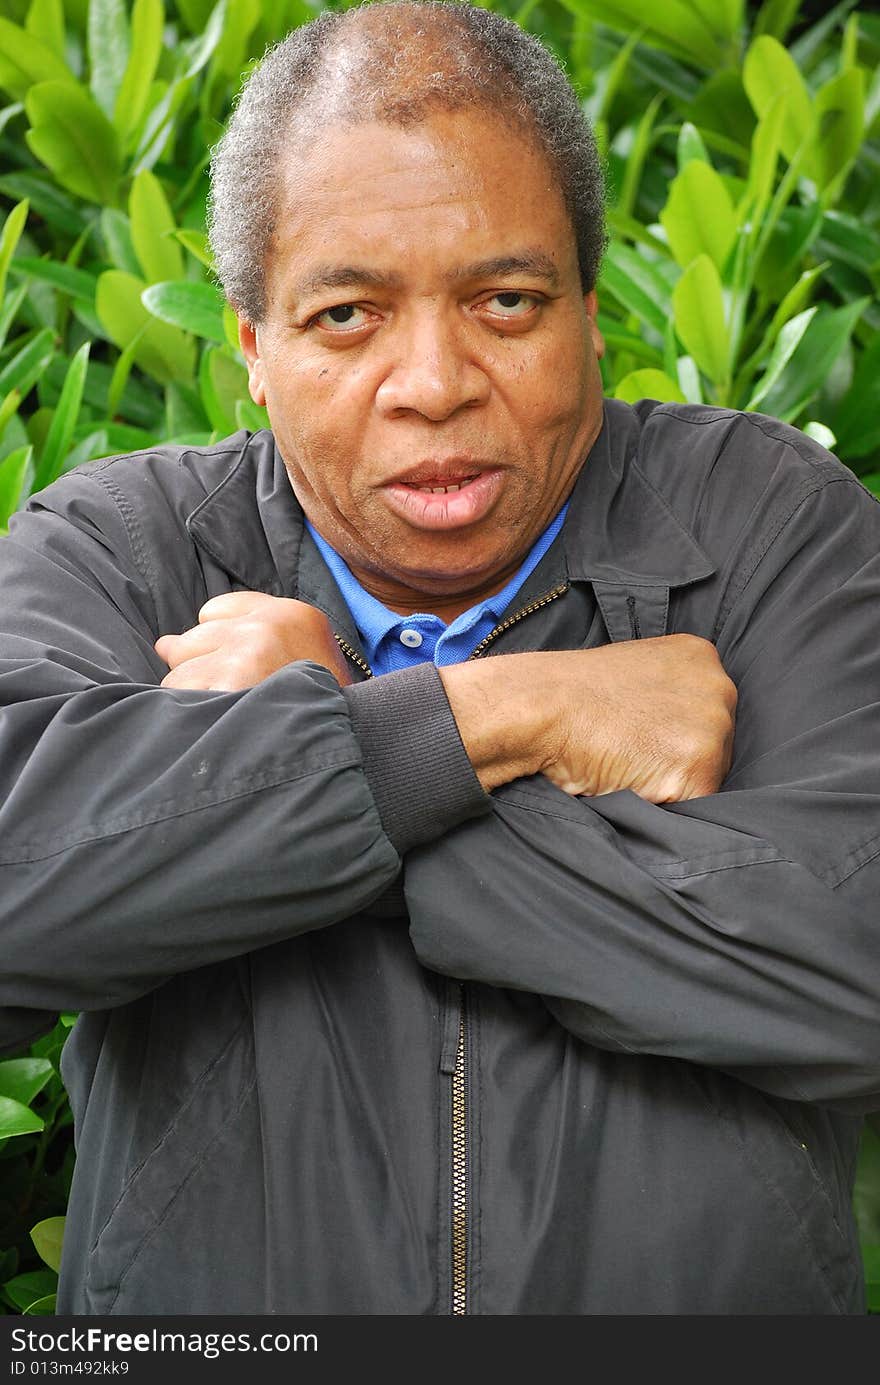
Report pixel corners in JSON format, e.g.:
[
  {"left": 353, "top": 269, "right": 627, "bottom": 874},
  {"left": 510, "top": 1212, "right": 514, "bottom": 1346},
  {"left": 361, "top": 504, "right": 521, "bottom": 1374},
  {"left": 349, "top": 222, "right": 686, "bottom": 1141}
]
[
  {"left": 155, "top": 592, "right": 354, "bottom": 690},
  {"left": 440, "top": 634, "right": 737, "bottom": 802}
]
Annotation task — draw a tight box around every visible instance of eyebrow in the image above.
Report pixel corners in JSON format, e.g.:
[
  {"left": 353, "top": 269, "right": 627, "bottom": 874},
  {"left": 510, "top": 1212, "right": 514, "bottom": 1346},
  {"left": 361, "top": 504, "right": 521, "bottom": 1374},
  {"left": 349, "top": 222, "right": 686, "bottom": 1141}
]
[{"left": 292, "top": 250, "right": 561, "bottom": 300}]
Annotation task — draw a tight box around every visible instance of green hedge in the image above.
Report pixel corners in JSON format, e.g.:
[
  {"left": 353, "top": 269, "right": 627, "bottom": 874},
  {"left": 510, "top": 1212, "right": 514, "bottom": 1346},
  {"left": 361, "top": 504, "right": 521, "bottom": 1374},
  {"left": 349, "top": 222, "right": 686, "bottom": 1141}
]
[{"left": 0, "top": 0, "right": 878, "bottom": 1315}]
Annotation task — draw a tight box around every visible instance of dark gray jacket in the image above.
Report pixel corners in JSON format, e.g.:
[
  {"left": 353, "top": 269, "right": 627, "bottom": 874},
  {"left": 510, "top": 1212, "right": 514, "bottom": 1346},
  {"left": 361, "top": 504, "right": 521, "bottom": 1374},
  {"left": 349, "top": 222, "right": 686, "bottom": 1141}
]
[{"left": 0, "top": 400, "right": 878, "bottom": 1314}]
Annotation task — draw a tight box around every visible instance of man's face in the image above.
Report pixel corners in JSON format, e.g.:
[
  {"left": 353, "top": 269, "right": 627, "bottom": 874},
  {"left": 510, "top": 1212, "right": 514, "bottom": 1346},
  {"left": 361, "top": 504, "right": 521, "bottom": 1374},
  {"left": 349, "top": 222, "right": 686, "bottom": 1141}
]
[{"left": 239, "top": 108, "right": 605, "bottom": 618}]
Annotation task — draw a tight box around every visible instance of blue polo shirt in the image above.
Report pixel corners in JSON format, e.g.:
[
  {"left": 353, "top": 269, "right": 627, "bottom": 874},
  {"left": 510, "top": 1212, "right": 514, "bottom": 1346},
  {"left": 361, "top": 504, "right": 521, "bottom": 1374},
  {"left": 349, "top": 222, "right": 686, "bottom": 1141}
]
[{"left": 306, "top": 504, "right": 568, "bottom": 674}]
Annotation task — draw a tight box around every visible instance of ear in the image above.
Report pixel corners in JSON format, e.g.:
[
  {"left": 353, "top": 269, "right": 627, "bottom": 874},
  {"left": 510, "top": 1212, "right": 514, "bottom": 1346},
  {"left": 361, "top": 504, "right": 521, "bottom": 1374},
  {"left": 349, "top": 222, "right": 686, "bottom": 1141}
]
[
  {"left": 583, "top": 289, "right": 605, "bottom": 361},
  {"left": 238, "top": 317, "right": 267, "bottom": 406}
]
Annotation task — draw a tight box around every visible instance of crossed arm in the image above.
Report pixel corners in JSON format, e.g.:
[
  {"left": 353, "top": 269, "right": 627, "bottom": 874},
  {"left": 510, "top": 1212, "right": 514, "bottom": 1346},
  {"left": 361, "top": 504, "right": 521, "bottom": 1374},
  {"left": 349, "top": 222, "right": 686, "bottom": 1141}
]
[{"left": 155, "top": 589, "right": 737, "bottom": 803}]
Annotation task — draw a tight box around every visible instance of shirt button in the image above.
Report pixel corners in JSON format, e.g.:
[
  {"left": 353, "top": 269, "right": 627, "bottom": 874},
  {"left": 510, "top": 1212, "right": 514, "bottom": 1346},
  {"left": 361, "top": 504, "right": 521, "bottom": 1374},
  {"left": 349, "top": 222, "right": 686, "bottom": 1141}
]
[{"left": 399, "top": 628, "right": 423, "bottom": 648}]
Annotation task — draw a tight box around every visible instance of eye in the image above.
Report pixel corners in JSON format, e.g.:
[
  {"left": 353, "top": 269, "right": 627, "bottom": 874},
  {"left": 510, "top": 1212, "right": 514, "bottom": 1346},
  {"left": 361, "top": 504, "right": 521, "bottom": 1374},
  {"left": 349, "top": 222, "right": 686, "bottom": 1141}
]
[
  {"left": 481, "top": 291, "right": 539, "bottom": 320},
  {"left": 311, "top": 303, "right": 372, "bottom": 332}
]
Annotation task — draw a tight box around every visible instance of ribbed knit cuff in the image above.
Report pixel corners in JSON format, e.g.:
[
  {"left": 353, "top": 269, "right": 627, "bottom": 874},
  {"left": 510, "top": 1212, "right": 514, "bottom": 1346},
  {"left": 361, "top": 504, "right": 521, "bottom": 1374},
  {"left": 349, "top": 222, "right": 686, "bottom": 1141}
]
[{"left": 342, "top": 662, "right": 492, "bottom": 855}]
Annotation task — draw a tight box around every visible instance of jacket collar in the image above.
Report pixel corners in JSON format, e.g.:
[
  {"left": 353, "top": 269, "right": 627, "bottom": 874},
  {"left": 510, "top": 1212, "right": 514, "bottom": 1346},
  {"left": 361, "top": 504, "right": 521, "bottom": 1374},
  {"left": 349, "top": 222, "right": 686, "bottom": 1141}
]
[{"left": 186, "top": 401, "right": 715, "bottom": 645}]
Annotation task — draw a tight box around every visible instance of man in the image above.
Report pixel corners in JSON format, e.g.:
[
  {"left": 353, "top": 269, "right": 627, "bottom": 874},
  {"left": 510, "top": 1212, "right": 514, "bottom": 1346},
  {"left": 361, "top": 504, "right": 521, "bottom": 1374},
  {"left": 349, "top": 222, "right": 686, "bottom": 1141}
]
[{"left": 0, "top": 1, "right": 878, "bottom": 1315}]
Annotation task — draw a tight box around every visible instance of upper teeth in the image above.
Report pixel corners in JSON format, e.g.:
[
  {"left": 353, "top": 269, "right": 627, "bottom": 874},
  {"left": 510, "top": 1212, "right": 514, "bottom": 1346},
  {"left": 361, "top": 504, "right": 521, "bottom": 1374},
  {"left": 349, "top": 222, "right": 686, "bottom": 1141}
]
[{"left": 421, "top": 481, "right": 466, "bottom": 493}]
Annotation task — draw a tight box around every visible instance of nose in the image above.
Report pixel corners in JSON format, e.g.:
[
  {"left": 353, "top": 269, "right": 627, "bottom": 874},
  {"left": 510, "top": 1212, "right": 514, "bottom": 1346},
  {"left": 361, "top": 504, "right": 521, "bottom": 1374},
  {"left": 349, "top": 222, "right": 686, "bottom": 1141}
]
[{"left": 375, "top": 309, "right": 490, "bottom": 421}]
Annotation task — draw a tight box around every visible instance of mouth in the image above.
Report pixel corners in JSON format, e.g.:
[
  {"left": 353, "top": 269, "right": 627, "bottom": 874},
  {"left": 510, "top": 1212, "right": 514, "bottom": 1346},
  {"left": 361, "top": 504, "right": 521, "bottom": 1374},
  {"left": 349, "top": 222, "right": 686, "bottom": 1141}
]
[{"left": 382, "top": 463, "right": 504, "bottom": 531}]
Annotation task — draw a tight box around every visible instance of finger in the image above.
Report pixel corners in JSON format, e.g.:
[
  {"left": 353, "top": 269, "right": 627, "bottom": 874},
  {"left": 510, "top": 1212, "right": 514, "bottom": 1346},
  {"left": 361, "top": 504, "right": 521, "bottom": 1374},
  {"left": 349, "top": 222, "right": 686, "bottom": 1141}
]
[
  {"left": 160, "top": 653, "right": 247, "bottom": 692},
  {"left": 155, "top": 623, "right": 224, "bottom": 668},
  {"left": 198, "top": 591, "right": 267, "bottom": 623}
]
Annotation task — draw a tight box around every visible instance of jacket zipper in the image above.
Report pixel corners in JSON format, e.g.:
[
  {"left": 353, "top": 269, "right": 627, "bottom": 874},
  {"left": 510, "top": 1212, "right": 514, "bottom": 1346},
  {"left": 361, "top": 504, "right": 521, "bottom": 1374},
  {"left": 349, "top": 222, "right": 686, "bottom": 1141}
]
[
  {"left": 334, "top": 635, "right": 373, "bottom": 678},
  {"left": 451, "top": 989, "right": 468, "bottom": 1315},
  {"left": 469, "top": 581, "right": 570, "bottom": 658},
  {"left": 335, "top": 579, "right": 569, "bottom": 1314}
]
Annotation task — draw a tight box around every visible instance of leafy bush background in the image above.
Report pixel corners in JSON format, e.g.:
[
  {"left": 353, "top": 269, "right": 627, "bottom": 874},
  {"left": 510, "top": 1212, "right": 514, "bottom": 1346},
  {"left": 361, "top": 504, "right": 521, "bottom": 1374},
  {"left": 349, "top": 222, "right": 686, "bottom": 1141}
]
[{"left": 0, "top": 0, "right": 878, "bottom": 1315}]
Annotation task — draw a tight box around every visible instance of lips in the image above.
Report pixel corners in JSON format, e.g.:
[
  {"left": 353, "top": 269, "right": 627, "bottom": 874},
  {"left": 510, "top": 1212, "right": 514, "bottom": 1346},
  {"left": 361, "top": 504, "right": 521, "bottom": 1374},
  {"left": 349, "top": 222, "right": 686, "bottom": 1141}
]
[
  {"left": 382, "top": 464, "right": 504, "bottom": 530},
  {"left": 402, "top": 477, "right": 477, "bottom": 495}
]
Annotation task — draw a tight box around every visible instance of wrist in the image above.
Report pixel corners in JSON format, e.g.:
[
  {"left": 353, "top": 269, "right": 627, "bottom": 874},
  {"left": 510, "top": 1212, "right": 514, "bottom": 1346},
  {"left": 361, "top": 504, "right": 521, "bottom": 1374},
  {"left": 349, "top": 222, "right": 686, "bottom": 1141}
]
[{"left": 438, "top": 654, "right": 555, "bottom": 791}]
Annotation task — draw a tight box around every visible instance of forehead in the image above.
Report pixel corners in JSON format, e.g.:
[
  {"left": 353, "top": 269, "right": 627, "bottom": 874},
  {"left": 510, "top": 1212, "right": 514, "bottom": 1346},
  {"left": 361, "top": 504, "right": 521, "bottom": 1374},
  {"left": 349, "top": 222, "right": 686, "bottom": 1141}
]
[{"left": 268, "top": 109, "right": 578, "bottom": 291}]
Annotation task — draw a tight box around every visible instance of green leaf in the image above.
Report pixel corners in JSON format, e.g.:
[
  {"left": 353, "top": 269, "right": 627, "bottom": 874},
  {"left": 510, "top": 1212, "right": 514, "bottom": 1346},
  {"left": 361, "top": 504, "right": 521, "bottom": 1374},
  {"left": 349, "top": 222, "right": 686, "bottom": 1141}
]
[
  {"left": 22, "top": 1293, "right": 58, "bottom": 1315},
  {"left": 235, "top": 397, "right": 270, "bottom": 433},
  {"left": 757, "top": 297, "right": 869, "bottom": 423},
  {"left": 166, "top": 380, "right": 208, "bottom": 436},
  {"left": 0, "top": 172, "right": 86, "bottom": 236},
  {"left": 25, "top": 80, "right": 122, "bottom": 205},
  {"left": 114, "top": 0, "right": 163, "bottom": 147},
  {"left": 0, "top": 388, "right": 21, "bottom": 438},
  {"left": 562, "top": 0, "right": 731, "bottom": 68},
  {"left": 802, "top": 421, "right": 836, "bottom": 451},
  {"left": 812, "top": 67, "right": 865, "bottom": 196},
  {"left": 1, "top": 1270, "right": 57, "bottom": 1313},
  {"left": 677, "top": 121, "right": 710, "bottom": 170},
  {"left": 0, "top": 445, "right": 32, "bottom": 528},
  {"left": 0, "top": 283, "right": 28, "bottom": 353},
  {"left": 746, "top": 96, "right": 785, "bottom": 225},
  {"left": 142, "top": 280, "right": 225, "bottom": 342},
  {"left": 96, "top": 270, "right": 195, "bottom": 385},
  {"left": 616, "top": 91, "right": 663, "bottom": 221},
  {"left": 676, "top": 356, "right": 704, "bottom": 404},
  {"left": 660, "top": 160, "right": 737, "bottom": 273},
  {"left": 129, "top": 169, "right": 184, "bottom": 283},
  {"left": 0, "top": 197, "right": 29, "bottom": 305},
  {"left": 88, "top": 0, "right": 130, "bottom": 120},
  {"left": 0, "top": 1057, "right": 54, "bottom": 1106},
  {"left": 599, "top": 249, "right": 668, "bottom": 338},
  {"left": 131, "top": 74, "right": 191, "bottom": 174},
  {"left": 743, "top": 35, "right": 814, "bottom": 167},
  {"left": 752, "top": 0, "right": 801, "bottom": 42},
  {"left": 175, "top": 0, "right": 215, "bottom": 30},
  {"left": 755, "top": 203, "right": 824, "bottom": 293},
  {"left": 26, "top": 0, "right": 65, "bottom": 59},
  {"left": 100, "top": 208, "right": 141, "bottom": 277},
  {"left": 830, "top": 333, "right": 880, "bottom": 459},
  {"left": 0, "top": 327, "right": 55, "bottom": 398},
  {"left": 745, "top": 307, "right": 818, "bottom": 411},
  {"left": 199, "top": 346, "right": 248, "bottom": 434},
  {"left": 0, "top": 1094, "right": 44, "bottom": 1138},
  {"left": 614, "top": 368, "right": 685, "bottom": 405},
  {"left": 0, "top": 17, "right": 74, "bottom": 101},
  {"left": 0, "top": 101, "right": 25, "bottom": 136},
  {"left": 687, "top": 70, "right": 755, "bottom": 153},
  {"left": 223, "top": 303, "right": 241, "bottom": 354},
  {"left": 174, "top": 228, "right": 214, "bottom": 271},
  {"left": 763, "top": 263, "right": 828, "bottom": 347},
  {"left": 814, "top": 211, "right": 880, "bottom": 278},
  {"left": 672, "top": 254, "right": 729, "bottom": 384},
  {"left": 32, "top": 340, "right": 90, "bottom": 493},
  {"left": 10, "top": 256, "right": 97, "bottom": 304},
  {"left": 179, "top": 0, "right": 228, "bottom": 79},
  {"left": 30, "top": 1217, "right": 65, "bottom": 1273},
  {"left": 107, "top": 327, "right": 148, "bottom": 418},
  {"left": 790, "top": 0, "right": 860, "bottom": 71},
  {"left": 212, "top": 0, "right": 260, "bottom": 79}
]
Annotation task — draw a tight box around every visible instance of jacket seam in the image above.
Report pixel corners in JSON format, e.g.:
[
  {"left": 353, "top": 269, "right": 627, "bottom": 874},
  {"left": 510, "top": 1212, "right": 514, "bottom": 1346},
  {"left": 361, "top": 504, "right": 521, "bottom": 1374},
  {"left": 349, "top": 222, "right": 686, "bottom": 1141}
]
[
  {"left": 81, "top": 470, "right": 161, "bottom": 634},
  {"left": 713, "top": 476, "right": 860, "bottom": 643},
  {"left": 0, "top": 753, "right": 364, "bottom": 864},
  {"left": 107, "top": 1070, "right": 259, "bottom": 1311},
  {"left": 679, "top": 1066, "right": 849, "bottom": 1314},
  {"left": 90, "top": 1012, "right": 251, "bottom": 1258},
  {"left": 829, "top": 833, "right": 880, "bottom": 889}
]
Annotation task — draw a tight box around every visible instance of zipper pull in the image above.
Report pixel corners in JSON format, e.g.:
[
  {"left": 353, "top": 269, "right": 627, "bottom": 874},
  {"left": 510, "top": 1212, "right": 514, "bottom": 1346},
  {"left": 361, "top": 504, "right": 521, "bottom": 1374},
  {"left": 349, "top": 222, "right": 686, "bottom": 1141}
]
[{"left": 439, "top": 979, "right": 462, "bottom": 1074}]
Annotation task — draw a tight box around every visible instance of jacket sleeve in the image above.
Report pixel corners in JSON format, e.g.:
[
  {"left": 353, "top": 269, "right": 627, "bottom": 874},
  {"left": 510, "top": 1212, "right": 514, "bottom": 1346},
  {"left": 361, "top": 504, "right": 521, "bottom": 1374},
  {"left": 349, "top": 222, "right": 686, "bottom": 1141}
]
[
  {"left": 404, "top": 474, "right": 880, "bottom": 1111},
  {"left": 0, "top": 469, "right": 488, "bottom": 1017}
]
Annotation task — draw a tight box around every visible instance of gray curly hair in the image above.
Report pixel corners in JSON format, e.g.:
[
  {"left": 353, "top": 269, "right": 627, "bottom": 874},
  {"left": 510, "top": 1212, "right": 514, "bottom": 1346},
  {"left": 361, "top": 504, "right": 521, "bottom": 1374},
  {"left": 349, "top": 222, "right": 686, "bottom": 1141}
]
[{"left": 208, "top": 0, "right": 606, "bottom": 324}]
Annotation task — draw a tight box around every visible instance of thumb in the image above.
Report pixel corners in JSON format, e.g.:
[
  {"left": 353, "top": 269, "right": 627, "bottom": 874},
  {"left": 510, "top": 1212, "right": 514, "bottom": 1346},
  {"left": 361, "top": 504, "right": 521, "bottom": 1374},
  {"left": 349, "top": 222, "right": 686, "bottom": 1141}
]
[{"left": 198, "top": 590, "right": 266, "bottom": 622}]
